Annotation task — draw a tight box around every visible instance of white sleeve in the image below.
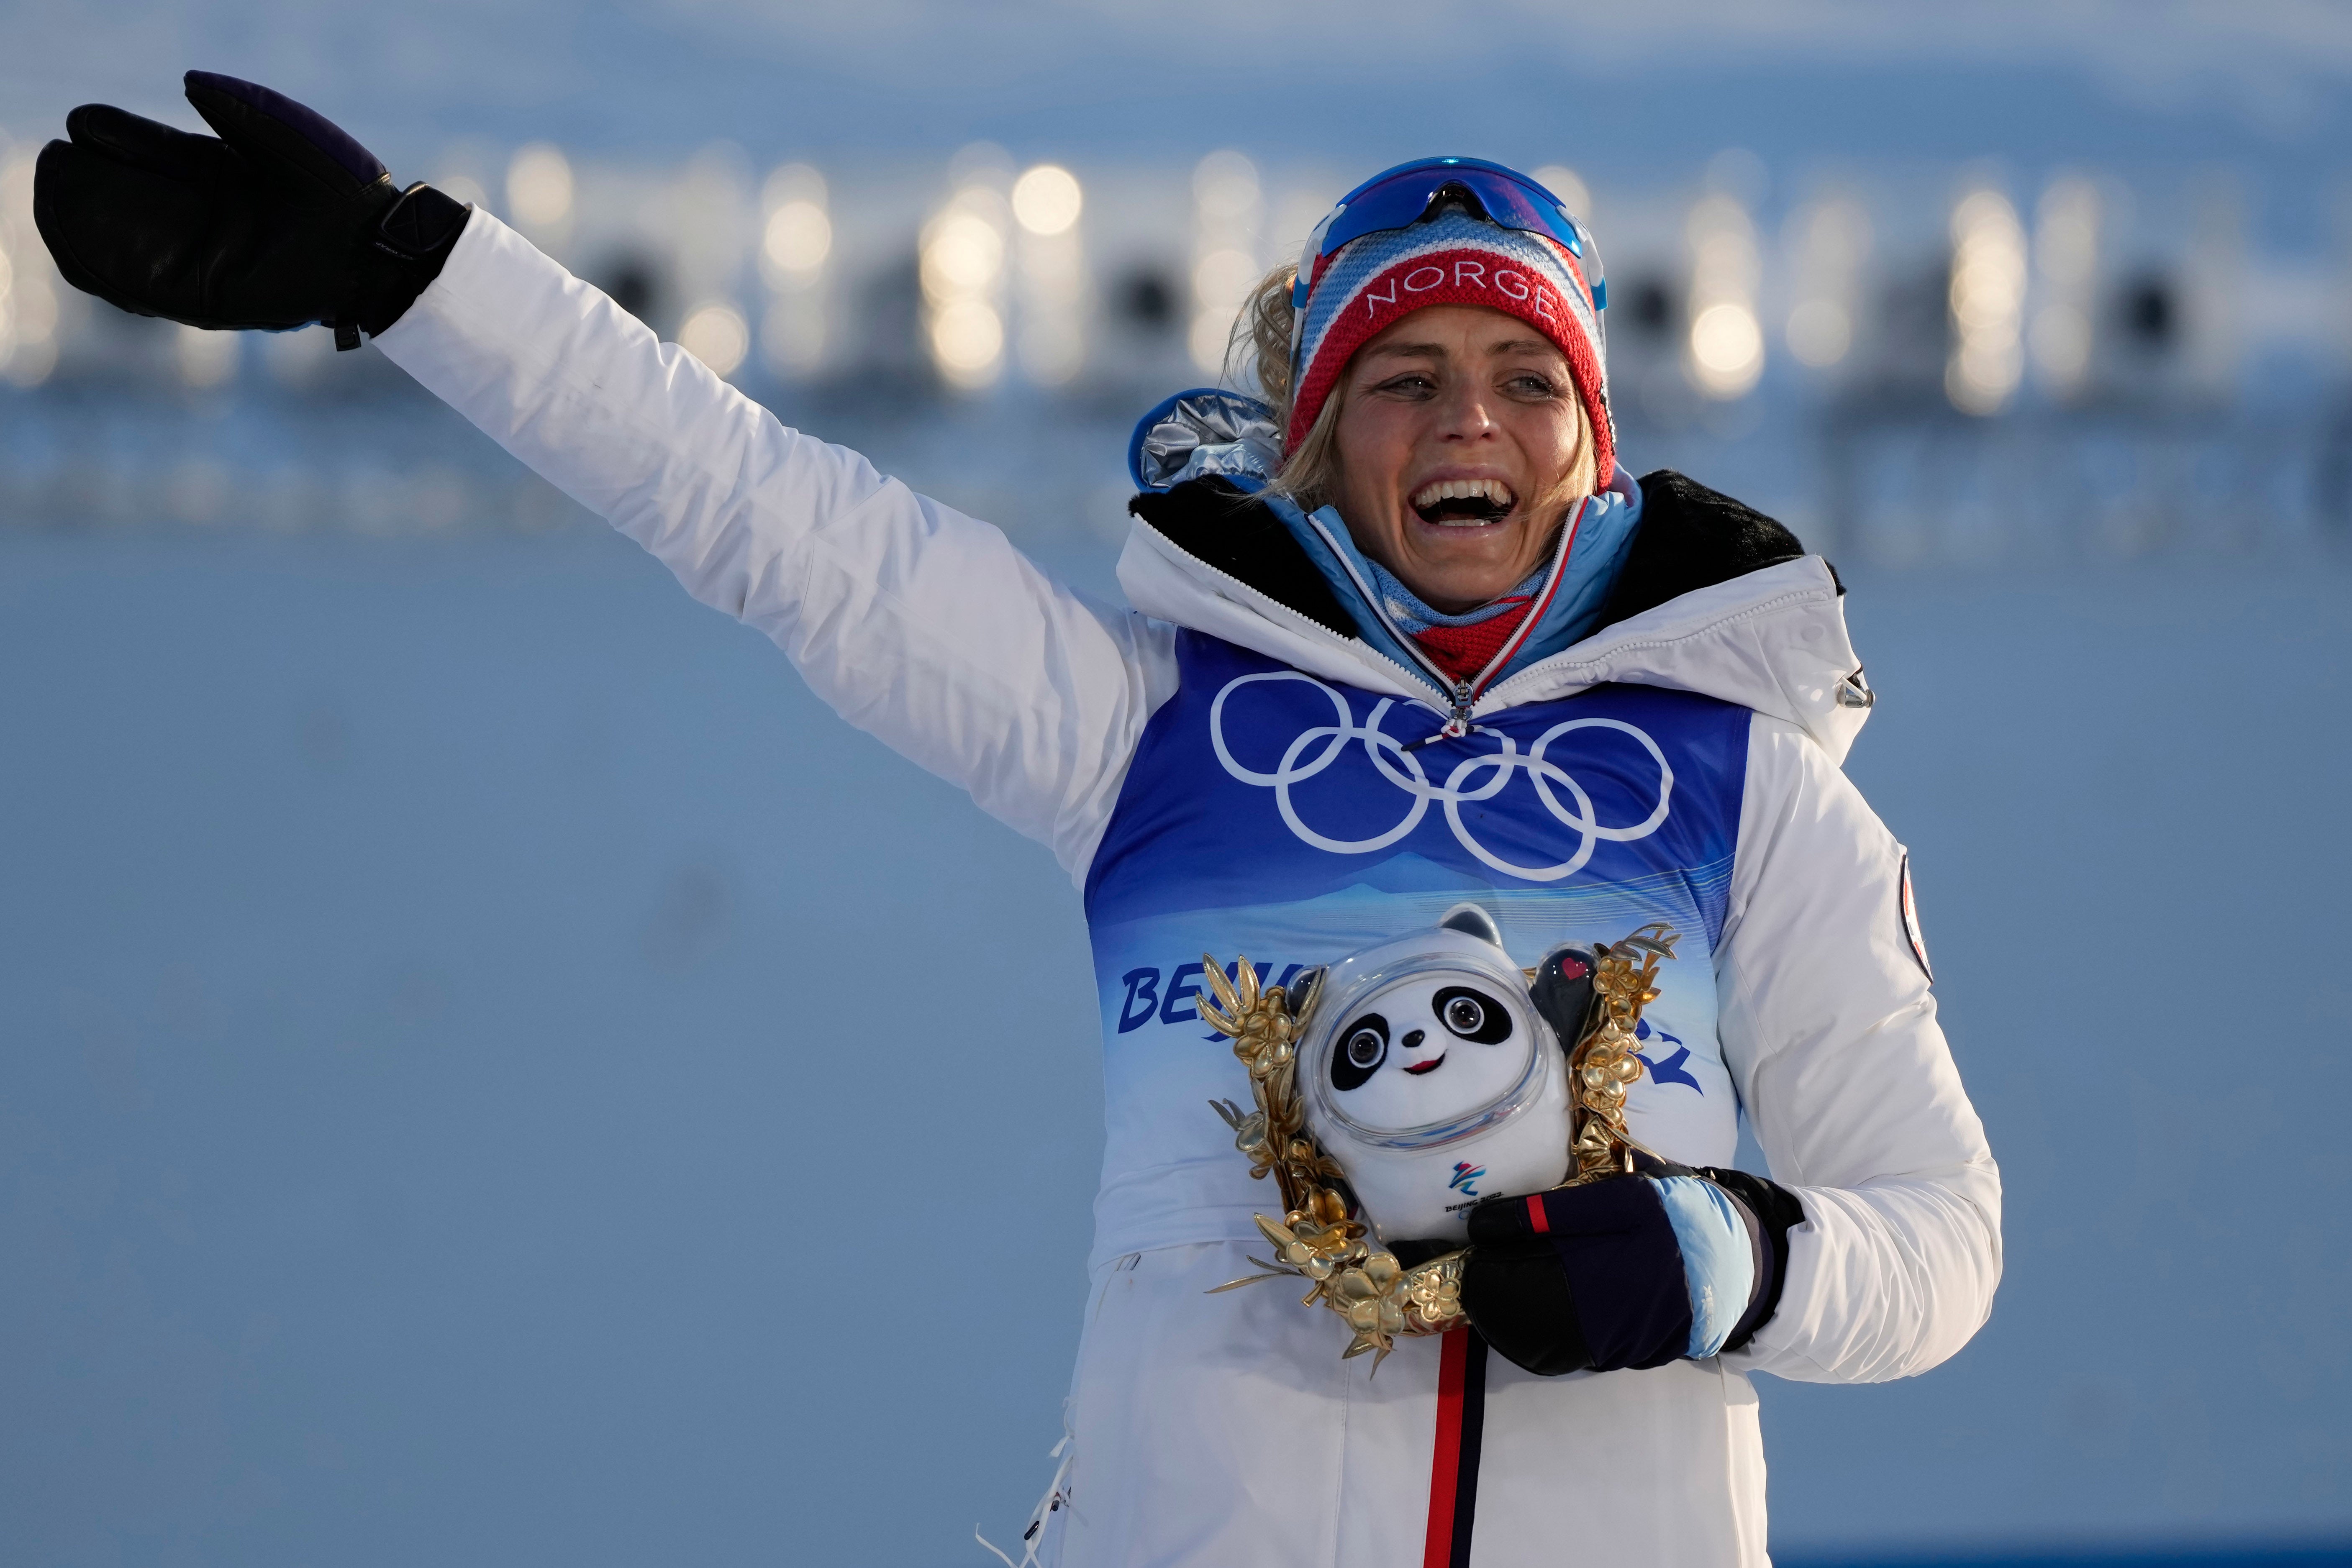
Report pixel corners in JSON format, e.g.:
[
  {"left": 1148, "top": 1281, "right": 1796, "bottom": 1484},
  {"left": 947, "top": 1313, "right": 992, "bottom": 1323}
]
[
  {"left": 373, "top": 212, "right": 1177, "bottom": 881},
  {"left": 1717, "top": 715, "right": 2002, "bottom": 1384}
]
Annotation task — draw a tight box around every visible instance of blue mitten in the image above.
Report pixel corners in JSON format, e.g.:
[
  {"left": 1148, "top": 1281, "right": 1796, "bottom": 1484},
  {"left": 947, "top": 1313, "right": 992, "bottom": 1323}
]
[{"left": 1460, "top": 1162, "right": 1802, "bottom": 1376}]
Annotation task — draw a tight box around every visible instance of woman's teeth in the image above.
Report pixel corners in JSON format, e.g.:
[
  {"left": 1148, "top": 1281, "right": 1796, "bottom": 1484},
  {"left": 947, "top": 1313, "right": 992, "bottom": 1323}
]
[{"left": 1409, "top": 478, "right": 1517, "bottom": 525}]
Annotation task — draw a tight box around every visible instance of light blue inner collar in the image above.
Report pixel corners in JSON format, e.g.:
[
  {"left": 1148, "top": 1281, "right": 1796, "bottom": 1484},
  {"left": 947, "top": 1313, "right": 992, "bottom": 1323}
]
[
  {"left": 1359, "top": 553, "right": 1548, "bottom": 635},
  {"left": 1262, "top": 469, "right": 1646, "bottom": 695}
]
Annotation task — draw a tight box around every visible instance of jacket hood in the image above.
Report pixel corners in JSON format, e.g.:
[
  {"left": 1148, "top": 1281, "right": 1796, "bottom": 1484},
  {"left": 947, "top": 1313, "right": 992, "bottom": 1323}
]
[{"left": 1118, "top": 404, "right": 1874, "bottom": 764}]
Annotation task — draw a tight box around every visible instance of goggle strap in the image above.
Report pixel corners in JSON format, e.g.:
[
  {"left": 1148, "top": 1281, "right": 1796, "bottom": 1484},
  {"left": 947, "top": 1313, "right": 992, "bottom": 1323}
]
[{"left": 1286, "top": 210, "right": 1335, "bottom": 387}]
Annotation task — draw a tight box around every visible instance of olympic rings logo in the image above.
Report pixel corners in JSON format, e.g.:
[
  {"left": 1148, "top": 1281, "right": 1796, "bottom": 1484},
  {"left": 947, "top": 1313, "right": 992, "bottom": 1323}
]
[{"left": 1208, "top": 671, "right": 1672, "bottom": 882}]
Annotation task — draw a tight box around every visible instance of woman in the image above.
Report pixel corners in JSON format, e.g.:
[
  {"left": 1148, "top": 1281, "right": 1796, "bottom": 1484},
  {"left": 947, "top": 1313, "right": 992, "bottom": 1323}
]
[{"left": 37, "top": 75, "right": 2000, "bottom": 1567}]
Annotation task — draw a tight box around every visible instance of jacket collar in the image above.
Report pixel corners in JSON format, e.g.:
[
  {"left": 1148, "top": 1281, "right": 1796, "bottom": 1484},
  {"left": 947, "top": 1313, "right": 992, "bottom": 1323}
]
[
  {"left": 1121, "top": 464, "right": 1876, "bottom": 765},
  {"left": 1259, "top": 471, "right": 1644, "bottom": 734}
]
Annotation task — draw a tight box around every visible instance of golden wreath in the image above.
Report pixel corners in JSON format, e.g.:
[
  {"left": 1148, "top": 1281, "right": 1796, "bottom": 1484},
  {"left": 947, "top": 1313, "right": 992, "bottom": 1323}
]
[{"left": 1196, "top": 924, "right": 1679, "bottom": 1366}]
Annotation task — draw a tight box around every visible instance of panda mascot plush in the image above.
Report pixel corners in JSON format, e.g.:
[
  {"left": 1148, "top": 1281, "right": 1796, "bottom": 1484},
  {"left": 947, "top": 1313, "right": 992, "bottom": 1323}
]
[{"left": 1296, "top": 904, "right": 1598, "bottom": 1245}]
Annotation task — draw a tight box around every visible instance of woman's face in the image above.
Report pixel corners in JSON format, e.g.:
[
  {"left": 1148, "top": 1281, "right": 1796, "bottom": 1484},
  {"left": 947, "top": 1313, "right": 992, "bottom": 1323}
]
[{"left": 1328, "top": 304, "right": 1588, "bottom": 616}]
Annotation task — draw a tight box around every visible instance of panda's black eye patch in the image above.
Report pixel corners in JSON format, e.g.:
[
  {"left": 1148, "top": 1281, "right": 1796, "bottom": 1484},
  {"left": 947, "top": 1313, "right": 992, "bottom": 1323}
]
[
  {"left": 1332, "top": 1013, "right": 1388, "bottom": 1091},
  {"left": 1434, "top": 986, "right": 1513, "bottom": 1043}
]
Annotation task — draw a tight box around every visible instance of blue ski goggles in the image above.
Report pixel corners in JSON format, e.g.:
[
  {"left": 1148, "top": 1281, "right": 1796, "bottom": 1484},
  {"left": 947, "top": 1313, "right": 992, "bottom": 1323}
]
[
  {"left": 1287, "top": 157, "right": 1603, "bottom": 383},
  {"left": 1289, "top": 157, "right": 1595, "bottom": 313}
]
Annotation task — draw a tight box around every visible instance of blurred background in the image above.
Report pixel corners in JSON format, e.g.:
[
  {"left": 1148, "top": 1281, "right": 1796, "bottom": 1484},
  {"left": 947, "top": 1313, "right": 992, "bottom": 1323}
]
[{"left": 3, "top": 3, "right": 2350, "bottom": 1565}]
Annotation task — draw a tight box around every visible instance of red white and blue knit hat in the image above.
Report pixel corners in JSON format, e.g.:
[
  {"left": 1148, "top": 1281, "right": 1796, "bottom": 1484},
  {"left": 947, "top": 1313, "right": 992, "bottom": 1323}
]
[{"left": 1287, "top": 195, "right": 1613, "bottom": 484}]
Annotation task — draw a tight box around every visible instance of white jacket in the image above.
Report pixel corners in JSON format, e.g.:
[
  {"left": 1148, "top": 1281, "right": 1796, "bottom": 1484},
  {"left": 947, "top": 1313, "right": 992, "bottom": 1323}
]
[{"left": 379, "top": 211, "right": 2000, "bottom": 1566}]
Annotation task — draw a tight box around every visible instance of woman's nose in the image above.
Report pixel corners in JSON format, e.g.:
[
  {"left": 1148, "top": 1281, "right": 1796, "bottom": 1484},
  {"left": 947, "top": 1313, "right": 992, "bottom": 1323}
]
[{"left": 1434, "top": 383, "right": 1497, "bottom": 441}]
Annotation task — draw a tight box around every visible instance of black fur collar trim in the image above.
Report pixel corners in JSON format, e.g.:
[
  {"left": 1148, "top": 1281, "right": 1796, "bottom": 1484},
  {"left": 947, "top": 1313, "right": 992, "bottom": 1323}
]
[
  {"left": 1126, "top": 479, "right": 1358, "bottom": 639},
  {"left": 1598, "top": 470, "right": 1813, "bottom": 626}
]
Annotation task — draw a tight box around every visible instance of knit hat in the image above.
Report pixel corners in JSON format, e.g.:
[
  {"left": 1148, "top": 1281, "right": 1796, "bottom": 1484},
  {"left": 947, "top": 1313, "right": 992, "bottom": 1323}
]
[{"left": 1287, "top": 208, "right": 1613, "bottom": 486}]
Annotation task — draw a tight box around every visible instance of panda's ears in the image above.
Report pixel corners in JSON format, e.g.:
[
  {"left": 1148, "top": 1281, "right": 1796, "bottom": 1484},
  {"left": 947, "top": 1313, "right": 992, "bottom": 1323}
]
[
  {"left": 1438, "top": 902, "right": 1506, "bottom": 949},
  {"left": 1288, "top": 964, "right": 1325, "bottom": 1020}
]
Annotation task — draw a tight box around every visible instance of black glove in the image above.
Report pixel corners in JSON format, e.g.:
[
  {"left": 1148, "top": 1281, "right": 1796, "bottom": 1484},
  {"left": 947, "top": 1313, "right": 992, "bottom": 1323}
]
[
  {"left": 35, "top": 71, "right": 470, "bottom": 350},
  {"left": 1460, "top": 1158, "right": 1803, "bottom": 1377}
]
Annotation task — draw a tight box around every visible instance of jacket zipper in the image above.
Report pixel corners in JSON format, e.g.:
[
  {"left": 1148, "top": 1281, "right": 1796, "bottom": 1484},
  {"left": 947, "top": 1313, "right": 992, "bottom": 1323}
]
[{"left": 1301, "top": 499, "right": 1585, "bottom": 746}]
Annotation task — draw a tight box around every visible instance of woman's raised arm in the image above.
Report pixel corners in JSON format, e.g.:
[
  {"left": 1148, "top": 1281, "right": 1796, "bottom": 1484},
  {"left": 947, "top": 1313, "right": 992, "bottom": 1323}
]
[
  {"left": 377, "top": 212, "right": 1177, "bottom": 879},
  {"left": 34, "top": 72, "right": 1172, "bottom": 880}
]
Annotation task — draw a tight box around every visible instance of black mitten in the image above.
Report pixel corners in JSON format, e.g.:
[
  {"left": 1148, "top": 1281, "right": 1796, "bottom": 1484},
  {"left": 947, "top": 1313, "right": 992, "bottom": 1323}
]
[
  {"left": 35, "top": 72, "right": 469, "bottom": 348},
  {"left": 1460, "top": 1163, "right": 1803, "bottom": 1377}
]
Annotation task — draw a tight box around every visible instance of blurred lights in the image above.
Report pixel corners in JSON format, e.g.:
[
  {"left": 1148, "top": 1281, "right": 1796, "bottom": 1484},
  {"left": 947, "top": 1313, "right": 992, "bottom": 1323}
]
[
  {"left": 1011, "top": 165, "right": 1083, "bottom": 237},
  {"left": 931, "top": 297, "right": 1005, "bottom": 374},
  {"left": 506, "top": 143, "right": 574, "bottom": 231},
  {"left": 761, "top": 164, "right": 830, "bottom": 379},
  {"left": 922, "top": 167, "right": 1011, "bottom": 390},
  {"left": 922, "top": 212, "right": 1005, "bottom": 299},
  {"left": 1013, "top": 164, "right": 1088, "bottom": 386},
  {"left": 764, "top": 199, "right": 832, "bottom": 277},
  {"left": 1690, "top": 302, "right": 1764, "bottom": 382},
  {"left": 0, "top": 153, "right": 60, "bottom": 387},
  {"left": 1684, "top": 193, "right": 1763, "bottom": 398},
  {"left": 2031, "top": 177, "right": 2100, "bottom": 396},
  {"left": 0, "top": 144, "right": 2252, "bottom": 450},
  {"left": 1190, "top": 150, "right": 1259, "bottom": 376},
  {"left": 7, "top": 338, "right": 56, "bottom": 387},
  {"left": 679, "top": 302, "right": 749, "bottom": 378},
  {"left": 1785, "top": 196, "right": 1870, "bottom": 369},
  {"left": 672, "top": 144, "right": 754, "bottom": 341},
  {"left": 1947, "top": 188, "right": 2027, "bottom": 415},
  {"left": 13, "top": 267, "right": 56, "bottom": 341}
]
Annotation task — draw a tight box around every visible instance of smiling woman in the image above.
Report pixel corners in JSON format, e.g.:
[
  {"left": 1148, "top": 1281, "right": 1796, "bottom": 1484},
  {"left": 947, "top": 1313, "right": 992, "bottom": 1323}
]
[
  {"left": 1092, "top": 158, "right": 1989, "bottom": 1568},
  {"left": 1202, "top": 200, "right": 1638, "bottom": 725},
  {"left": 36, "top": 87, "right": 1993, "bottom": 1568},
  {"left": 1226, "top": 190, "right": 1621, "bottom": 700}
]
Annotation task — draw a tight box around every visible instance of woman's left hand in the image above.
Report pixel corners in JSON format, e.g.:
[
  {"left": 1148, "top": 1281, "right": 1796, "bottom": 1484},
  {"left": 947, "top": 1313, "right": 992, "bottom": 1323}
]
[{"left": 1459, "top": 1162, "right": 1803, "bottom": 1377}]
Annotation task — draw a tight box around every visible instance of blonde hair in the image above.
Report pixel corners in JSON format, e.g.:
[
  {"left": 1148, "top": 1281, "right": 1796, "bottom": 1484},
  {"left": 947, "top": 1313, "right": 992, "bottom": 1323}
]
[{"left": 1231, "top": 262, "right": 1596, "bottom": 516}]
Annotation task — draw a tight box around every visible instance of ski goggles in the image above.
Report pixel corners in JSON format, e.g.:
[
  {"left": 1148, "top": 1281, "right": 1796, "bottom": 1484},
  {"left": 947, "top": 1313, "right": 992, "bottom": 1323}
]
[
  {"left": 1287, "top": 157, "right": 1602, "bottom": 380},
  {"left": 1289, "top": 157, "right": 1595, "bottom": 312}
]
